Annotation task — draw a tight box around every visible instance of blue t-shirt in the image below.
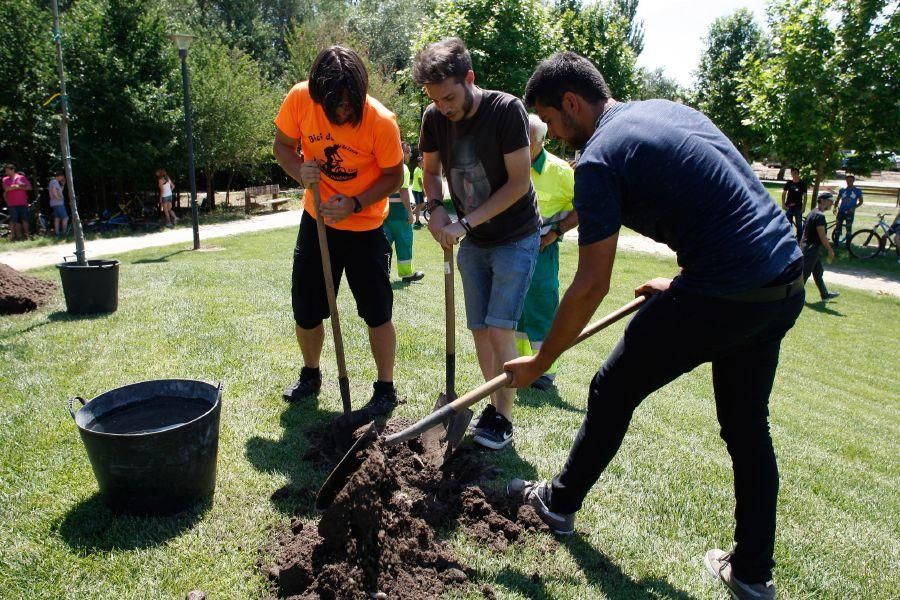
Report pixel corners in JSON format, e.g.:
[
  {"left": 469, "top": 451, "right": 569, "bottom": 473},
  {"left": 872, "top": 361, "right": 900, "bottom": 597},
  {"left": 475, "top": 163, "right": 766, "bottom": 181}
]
[
  {"left": 836, "top": 186, "right": 862, "bottom": 213},
  {"left": 575, "top": 100, "right": 801, "bottom": 295}
]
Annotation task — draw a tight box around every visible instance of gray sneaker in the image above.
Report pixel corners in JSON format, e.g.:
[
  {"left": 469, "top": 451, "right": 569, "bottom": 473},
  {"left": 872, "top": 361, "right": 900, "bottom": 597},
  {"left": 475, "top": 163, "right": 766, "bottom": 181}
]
[
  {"left": 506, "top": 479, "right": 575, "bottom": 535},
  {"left": 704, "top": 548, "right": 776, "bottom": 600}
]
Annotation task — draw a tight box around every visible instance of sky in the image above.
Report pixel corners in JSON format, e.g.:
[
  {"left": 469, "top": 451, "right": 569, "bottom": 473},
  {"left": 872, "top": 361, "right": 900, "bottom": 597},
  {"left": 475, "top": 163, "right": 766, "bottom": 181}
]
[{"left": 635, "top": 0, "right": 769, "bottom": 89}]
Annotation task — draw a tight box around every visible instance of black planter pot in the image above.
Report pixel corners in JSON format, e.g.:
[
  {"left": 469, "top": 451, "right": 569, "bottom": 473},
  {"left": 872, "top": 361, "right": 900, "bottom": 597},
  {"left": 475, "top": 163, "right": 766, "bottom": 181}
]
[
  {"left": 56, "top": 259, "right": 119, "bottom": 314},
  {"left": 69, "top": 379, "right": 222, "bottom": 515}
]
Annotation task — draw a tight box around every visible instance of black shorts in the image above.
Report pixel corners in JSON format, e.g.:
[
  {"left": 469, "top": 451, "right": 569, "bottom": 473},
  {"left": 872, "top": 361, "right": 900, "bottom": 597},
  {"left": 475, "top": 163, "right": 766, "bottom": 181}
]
[{"left": 292, "top": 212, "right": 393, "bottom": 329}]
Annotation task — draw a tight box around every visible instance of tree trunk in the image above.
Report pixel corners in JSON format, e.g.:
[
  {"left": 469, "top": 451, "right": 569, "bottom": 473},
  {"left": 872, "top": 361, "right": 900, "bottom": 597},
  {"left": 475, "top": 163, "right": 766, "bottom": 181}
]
[{"left": 225, "top": 169, "right": 235, "bottom": 206}]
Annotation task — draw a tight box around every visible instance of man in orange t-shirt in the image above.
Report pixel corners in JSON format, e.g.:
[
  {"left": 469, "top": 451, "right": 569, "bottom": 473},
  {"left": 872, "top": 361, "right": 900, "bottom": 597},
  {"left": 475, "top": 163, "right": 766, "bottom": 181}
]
[{"left": 273, "top": 46, "right": 405, "bottom": 416}]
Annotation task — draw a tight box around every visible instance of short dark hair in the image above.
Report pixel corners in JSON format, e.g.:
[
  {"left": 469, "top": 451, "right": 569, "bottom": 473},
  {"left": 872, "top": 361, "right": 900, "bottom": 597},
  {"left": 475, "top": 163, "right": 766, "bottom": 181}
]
[
  {"left": 308, "top": 46, "right": 368, "bottom": 127},
  {"left": 54, "top": 170, "right": 64, "bottom": 177},
  {"left": 3, "top": 163, "right": 15, "bottom": 171},
  {"left": 412, "top": 37, "right": 472, "bottom": 85},
  {"left": 524, "top": 51, "right": 611, "bottom": 109}
]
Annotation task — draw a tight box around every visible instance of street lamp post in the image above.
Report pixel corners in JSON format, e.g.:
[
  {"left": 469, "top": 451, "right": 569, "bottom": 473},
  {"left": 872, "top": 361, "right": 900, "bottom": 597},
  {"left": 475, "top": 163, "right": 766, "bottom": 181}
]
[{"left": 170, "top": 33, "right": 200, "bottom": 250}]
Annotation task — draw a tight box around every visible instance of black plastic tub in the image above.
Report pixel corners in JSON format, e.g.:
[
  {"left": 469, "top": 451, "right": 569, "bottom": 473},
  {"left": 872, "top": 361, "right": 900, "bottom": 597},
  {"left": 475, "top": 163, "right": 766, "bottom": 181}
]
[
  {"left": 56, "top": 258, "right": 119, "bottom": 314},
  {"left": 69, "top": 379, "right": 222, "bottom": 515}
]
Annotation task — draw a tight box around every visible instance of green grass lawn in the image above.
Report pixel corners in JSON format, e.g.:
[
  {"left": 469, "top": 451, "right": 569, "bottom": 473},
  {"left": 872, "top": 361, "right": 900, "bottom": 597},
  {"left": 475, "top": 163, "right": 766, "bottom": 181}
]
[{"left": 1, "top": 227, "right": 898, "bottom": 599}]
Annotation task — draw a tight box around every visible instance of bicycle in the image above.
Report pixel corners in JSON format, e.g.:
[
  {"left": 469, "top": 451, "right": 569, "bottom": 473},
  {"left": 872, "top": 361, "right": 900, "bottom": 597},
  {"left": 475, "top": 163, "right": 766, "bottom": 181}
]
[{"left": 847, "top": 213, "right": 898, "bottom": 259}]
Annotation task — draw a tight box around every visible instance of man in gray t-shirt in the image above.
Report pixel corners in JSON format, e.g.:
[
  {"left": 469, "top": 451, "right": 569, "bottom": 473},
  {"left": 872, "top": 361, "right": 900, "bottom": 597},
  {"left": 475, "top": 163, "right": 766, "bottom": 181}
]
[
  {"left": 47, "top": 171, "right": 68, "bottom": 236},
  {"left": 413, "top": 37, "right": 540, "bottom": 450}
]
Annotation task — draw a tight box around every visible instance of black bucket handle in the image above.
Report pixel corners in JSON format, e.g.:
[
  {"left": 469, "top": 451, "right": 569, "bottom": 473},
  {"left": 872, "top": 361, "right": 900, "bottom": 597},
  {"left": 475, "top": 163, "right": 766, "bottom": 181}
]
[
  {"left": 62, "top": 255, "right": 76, "bottom": 263},
  {"left": 68, "top": 396, "right": 86, "bottom": 420}
]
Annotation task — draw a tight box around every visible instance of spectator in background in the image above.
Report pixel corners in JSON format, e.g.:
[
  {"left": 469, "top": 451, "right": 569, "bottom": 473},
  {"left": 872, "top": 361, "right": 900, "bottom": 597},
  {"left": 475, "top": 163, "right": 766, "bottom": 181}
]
[
  {"left": 801, "top": 192, "right": 839, "bottom": 301},
  {"left": 384, "top": 141, "right": 425, "bottom": 283},
  {"left": 48, "top": 172, "right": 68, "bottom": 237},
  {"left": 411, "top": 155, "right": 425, "bottom": 228},
  {"left": 832, "top": 174, "right": 863, "bottom": 245},
  {"left": 781, "top": 168, "right": 806, "bottom": 239},
  {"left": 516, "top": 113, "right": 578, "bottom": 391},
  {"left": 156, "top": 169, "right": 177, "bottom": 229},
  {"left": 2, "top": 164, "right": 33, "bottom": 241}
]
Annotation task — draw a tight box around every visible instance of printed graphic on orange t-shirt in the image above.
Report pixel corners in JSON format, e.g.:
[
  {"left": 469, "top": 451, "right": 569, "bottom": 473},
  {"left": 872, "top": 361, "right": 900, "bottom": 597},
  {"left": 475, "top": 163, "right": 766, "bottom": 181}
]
[{"left": 274, "top": 82, "right": 403, "bottom": 231}]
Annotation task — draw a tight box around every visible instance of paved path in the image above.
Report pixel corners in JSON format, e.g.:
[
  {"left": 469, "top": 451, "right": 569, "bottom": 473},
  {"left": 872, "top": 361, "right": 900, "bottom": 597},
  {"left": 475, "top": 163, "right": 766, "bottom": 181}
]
[
  {"left": 0, "top": 210, "right": 302, "bottom": 272},
  {"left": 2, "top": 210, "right": 896, "bottom": 297}
]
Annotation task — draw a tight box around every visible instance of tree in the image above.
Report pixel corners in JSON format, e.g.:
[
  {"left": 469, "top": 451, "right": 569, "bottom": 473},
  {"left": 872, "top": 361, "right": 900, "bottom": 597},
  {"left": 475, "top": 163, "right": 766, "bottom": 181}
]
[
  {"left": 0, "top": 0, "right": 58, "bottom": 180},
  {"left": 416, "top": 0, "right": 560, "bottom": 98},
  {"left": 694, "top": 9, "right": 767, "bottom": 159},
  {"left": 62, "top": 0, "right": 182, "bottom": 209},
  {"left": 636, "top": 68, "right": 685, "bottom": 102},
  {"left": 189, "top": 39, "right": 279, "bottom": 208},
  {"left": 553, "top": 0, "right": 641, "bottom": 99},
  {"left": 741, "top": 0, "right": 899, "bottom": 200}
]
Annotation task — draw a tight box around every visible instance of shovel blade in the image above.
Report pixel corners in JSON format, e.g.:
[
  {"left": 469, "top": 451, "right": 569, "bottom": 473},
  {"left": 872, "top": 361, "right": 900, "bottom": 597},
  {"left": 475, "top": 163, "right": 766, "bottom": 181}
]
[
  {"left": 443, "top": 406, "right": 473, "bottom": 459},
  {"left": 315, "top": 422, "right": 378, "bottom": 510}
]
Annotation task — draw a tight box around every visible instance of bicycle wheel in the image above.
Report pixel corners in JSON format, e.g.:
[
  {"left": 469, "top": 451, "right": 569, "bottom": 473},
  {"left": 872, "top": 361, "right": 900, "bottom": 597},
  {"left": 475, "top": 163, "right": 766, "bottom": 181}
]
[{"left": 848, "top": 229, "right": 883, "bottom": 259}]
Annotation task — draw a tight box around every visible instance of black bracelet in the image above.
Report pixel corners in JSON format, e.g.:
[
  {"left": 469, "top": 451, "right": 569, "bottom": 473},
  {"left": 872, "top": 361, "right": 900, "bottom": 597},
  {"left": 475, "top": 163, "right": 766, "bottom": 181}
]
[
  {"left": 459, "top": 217, "right": 473, "bottom": 233},
  {"left": 427, "top": 198, "right": 444, "bottom": 212}
]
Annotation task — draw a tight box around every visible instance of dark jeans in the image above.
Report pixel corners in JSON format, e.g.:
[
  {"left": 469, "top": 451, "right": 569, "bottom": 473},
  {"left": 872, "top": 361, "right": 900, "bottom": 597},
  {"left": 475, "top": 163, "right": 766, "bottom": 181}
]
[
  {"left": 550, "top": 285, "right": 804, "bottom": 584},
  {"left": 802, "top": 245, "right": 829, "bottom": 298},
  {"left": 785, "top": 206, "right": 803, "bottom": 239},
  {"left": 832, "top": 210, "right": 854, "bottom": 245}
]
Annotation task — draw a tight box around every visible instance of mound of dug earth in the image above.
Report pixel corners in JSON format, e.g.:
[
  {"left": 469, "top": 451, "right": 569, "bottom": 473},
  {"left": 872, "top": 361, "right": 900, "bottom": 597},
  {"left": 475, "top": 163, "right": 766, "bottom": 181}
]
[
  {"left": 0, "top": 263, "right": 57, "bottom": 315},
  {"left": 265, "top": 419, "right": 551, "bottom": 599}
]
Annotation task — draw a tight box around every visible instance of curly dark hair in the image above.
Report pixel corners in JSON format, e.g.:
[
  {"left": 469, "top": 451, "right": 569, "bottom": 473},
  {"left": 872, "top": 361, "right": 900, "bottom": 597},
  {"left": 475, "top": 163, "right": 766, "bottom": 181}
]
[
  {"left": 412, "top": 37, "right": 472, "bottom": 86},
  {"left": 524, "top": 51, "right": 611, "bottom": 109},
  {"left": 309, "top": 46, "right": 368, "bottom": 127}
]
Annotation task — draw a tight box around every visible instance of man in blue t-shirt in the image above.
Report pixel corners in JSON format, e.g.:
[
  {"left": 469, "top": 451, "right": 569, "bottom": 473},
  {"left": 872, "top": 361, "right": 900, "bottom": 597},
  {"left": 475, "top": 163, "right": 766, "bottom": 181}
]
[
  {"left": 503, "top": 52, "right": 803, "bottom": 600},
  {"left": 832, "top": 174, "right": 863, "bottom": 245}
]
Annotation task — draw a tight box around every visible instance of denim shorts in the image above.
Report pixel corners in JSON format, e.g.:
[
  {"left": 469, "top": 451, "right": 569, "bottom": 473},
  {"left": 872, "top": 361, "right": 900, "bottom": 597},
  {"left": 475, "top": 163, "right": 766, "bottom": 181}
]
[
  {"left": 161, "top": 195, "right": 173, "bottom": 204},
  {"left": 8, "top": 205, "right": 29, "bottom": 223},
  {"left": 51, "top": 204, "right": 68, "bottom": 219},
  {"left": 457, "top": 231, "right": 539, "bottom": 330}
]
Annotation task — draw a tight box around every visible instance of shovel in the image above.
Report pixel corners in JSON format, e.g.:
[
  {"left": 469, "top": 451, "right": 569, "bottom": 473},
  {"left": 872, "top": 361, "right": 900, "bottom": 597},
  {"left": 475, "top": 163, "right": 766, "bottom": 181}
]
[
  {"left": 312, "top": 183, "right": 351, "bottom": 415},
  {"left": 315, "top": 294, "right": 649, "bottom": 510},
  {"left": 423, "top": 246, "right": 472, "bottom": 459}
]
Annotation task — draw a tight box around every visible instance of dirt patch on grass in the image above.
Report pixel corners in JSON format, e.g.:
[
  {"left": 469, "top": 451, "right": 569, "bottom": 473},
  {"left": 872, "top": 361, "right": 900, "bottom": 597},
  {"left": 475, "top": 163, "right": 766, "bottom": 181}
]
[
  {"left": 264, "top": 418, "right": 552, "bottom": 599},
  {"left": 0, "top": 263, "right": 57, "bottom": 314}
]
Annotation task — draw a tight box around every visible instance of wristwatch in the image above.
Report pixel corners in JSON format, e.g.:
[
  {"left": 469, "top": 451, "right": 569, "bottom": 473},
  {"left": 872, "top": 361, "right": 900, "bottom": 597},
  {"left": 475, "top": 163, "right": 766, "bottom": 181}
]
[
  {"left": 427, "top": 198, "right": 444, "bottom": 213},
  {"left": 551, "top": 223, "right": 563, "bottom": 237},
  {"left": 352, "top": 196, "right": 362, "bottom": 213}
]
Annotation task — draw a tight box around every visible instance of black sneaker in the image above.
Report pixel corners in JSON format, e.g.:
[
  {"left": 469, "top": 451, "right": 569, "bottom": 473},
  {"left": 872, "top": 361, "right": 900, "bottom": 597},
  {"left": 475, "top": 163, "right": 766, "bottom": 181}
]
[
  {"left": 282, "top": 367, "right": 321, "bottom": 402},
  {"left": 401, "top": 271, "right": 426, "bottom": 283},
  {"left": 473, "top": 412, "right": 513, "bottom": 449},
  {"left": 530, "top": 374, "right": 555, "bottom": 391},
  {"left": 704, "top": 549, "right": 775, "bottom": 600},
  {"left": 822, "top": 291, "right": 840, "bottom": 301},
  {"left": 468, "top": 403, "right": 497, "bottom": 435},
  {"left": 363, "top": 381, "right": 398, "bottom": 418},
  {"left": 506, "top": 479, "right": 575, "bottom": 535}
]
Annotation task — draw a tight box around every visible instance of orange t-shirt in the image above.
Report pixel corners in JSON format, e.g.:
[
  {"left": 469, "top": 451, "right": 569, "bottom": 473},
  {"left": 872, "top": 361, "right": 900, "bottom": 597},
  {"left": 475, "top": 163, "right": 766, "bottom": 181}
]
[{"left": 274, "top": 82, "right": 403, "bottom": 231}]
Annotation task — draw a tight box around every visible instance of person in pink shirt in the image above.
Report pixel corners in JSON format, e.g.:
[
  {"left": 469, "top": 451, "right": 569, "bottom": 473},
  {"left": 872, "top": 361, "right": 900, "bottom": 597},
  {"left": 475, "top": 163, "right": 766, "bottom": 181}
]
[{"left": 2, "top": 164, "right": 33, "bottom": 241}]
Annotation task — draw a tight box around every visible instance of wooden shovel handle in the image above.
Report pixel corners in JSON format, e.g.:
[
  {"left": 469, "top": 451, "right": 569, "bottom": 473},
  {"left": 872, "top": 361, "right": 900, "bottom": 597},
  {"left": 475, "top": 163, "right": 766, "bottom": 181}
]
[
  {"left": 386, "top": 294, "right": 648, "bottom": 445},
  {"left": 312, "top": 183, "right": 351, "bottom": 414},
  {"left": 444, "top": 247, "right": 455, "bottom": 396}
]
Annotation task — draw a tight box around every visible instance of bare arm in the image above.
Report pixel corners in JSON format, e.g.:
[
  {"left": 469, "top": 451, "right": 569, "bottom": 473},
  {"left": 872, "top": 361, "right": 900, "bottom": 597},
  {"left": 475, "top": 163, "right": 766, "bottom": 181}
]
[
  {"left": 273, "top": 129, "right": 305, "bottom": 185},
  {"left": 781, "top": 188, "right": 788, "bottom": 208},
  {"left": 423, "top": 151, "right": 451, "bottom": 242},
  {"left": 504, "top": 232, "right": 618, "bottom": 386},
  {"left": 399, "top": 186, "right": 414, "bottom": 223}
]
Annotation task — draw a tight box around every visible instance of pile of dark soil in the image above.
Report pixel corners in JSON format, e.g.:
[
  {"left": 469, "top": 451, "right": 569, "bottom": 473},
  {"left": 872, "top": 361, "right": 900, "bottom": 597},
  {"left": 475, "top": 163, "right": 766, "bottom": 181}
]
[
  {"left": 0, "top": 263, "right": 57, "bottom": 315},
  {"left": 265, "top": 418, "right": 551, "bottom": 599}
]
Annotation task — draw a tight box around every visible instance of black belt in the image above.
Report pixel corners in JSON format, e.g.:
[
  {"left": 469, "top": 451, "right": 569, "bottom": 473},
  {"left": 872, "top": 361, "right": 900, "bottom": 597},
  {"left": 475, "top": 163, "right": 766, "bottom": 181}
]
[{"left": 721, "top": 276, "right": 804, "bottom": 303}]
